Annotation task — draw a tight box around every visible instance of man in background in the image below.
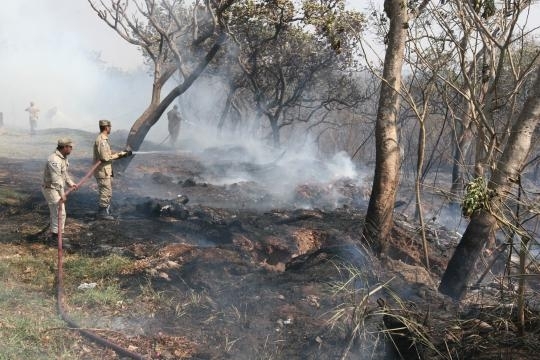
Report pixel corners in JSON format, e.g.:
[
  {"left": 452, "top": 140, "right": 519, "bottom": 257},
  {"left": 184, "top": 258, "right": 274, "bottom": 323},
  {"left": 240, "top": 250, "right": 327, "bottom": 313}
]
[
  {"left": 0, "top": 112, "right": 5, "bottom": 135},
  {"left": 167, "top": 104, "right": 182, "bottom": 146},
  {"left": 42, "top": 138, "right": 78, "bottom": 243},
  {"left": 25, "top": 101, "right": 40, "bottom": 136},
  {"left": 93, "top": 119, "right": 132, "bottom": 220}
]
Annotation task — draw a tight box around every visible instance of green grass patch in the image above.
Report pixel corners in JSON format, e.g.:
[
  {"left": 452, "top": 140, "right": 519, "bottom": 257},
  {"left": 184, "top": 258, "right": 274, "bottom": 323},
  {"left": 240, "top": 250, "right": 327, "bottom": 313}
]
[
  {"left": 62, "top": 254, "right": 132, "bottom": 308},
  {"left": 0, "top": 284, "right": 77, "bottom": 359},
  {"left": 0, "top": 246, "right": 136, "bottom": 358},
  {"left": 64, "top": 253, "right": 132, "bottom": 282},
  {"left": 69, "top": 283, "right": 125, "bottom": 308},
  {"left": 0, "top": 251, "right": 56, "bottom": 291}
]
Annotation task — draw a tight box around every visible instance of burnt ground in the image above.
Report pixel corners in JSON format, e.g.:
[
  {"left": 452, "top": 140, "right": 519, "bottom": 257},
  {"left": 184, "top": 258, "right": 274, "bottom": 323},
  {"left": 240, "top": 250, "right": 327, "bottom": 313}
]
[{"left": 1, "top": 129, "right": 540, "bottom": 359}]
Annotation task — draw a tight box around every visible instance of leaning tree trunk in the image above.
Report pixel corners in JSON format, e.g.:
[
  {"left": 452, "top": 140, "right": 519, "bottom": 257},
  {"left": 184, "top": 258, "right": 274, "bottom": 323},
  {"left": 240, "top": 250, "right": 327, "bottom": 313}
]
[
  {"left": 362, "top": 0, "right": 409, "bottom": 255},
  {"left": 439, "top": 66, "right": 540, "bottom": 300},
  {"left": 117, "top": 40, "right": 224, "bottom": 172}
]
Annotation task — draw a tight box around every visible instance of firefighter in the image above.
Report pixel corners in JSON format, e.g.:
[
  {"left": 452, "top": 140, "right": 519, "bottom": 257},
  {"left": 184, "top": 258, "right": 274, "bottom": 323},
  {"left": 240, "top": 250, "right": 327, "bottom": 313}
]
[
  {"left": 42, "top": 138, "right": 78, "bottom": 241},
  {"left": 93, "top": 119, "right": 132, "bottom": 220},
  {"left": 25, "top": 101, "right": 40, "bottom": 135},
  {"left": 167, "top": 104, "right": 182, "bottom": 146}
]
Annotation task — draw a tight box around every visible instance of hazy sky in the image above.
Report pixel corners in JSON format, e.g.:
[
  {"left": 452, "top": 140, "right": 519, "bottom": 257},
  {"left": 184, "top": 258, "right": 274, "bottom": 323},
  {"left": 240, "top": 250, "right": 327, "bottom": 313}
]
[
  {"left": 0, "top": 1, "right": 142, "bottom": 69},
  {"left": 0, "top": 0, "right": 147, "bottom": 133},
  {"left": 1, "top": 0, "right": 538, "bottom": 135}
]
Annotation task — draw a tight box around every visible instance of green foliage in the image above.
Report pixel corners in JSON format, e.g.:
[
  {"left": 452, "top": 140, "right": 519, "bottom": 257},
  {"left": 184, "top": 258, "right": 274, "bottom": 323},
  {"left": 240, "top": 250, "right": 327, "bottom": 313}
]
[
  {"left": 472, "top": 0, "right": 496, "bottom": 19},
  {"left": 462, "top": 177, "right": 492, "bottom": 217},
  {"left": 302, "top": 0, "right": 364, "bottom": 53}
]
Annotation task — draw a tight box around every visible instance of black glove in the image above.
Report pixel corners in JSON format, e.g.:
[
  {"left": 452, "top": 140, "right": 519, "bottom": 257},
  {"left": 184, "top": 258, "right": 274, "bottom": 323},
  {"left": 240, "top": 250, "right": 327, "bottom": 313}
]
[{"left": 118, "top": 150, "right": 133, "bottom": 158}]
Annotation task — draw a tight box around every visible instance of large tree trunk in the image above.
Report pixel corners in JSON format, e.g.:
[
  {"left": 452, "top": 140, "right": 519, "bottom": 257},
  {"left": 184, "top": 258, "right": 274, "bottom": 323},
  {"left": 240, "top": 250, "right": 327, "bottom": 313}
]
[
  {"left": 439, "top": 66, "right": 540, "bottom": 300},
  {"left": 438, "top": 210, "right": 497, "bottom": 298},
  {"left": 362, "top": 0, "right": 409, "bottom": 255}
]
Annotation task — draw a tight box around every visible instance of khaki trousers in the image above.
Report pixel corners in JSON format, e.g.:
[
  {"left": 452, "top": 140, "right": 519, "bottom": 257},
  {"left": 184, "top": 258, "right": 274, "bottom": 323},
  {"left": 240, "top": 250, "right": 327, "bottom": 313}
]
[
  {"left": 42, "top": 187, "right": 65, "bottom": 234},
  {"left": 96, "top": 177, "right": 112, "bottom": 208}
]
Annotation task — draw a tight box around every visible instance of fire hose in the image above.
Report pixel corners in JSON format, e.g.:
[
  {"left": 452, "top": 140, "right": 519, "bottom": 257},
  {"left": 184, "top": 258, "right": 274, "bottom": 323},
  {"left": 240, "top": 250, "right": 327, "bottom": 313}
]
[{"left": 56, "top": 160, "right": 146, "bottom": 359}]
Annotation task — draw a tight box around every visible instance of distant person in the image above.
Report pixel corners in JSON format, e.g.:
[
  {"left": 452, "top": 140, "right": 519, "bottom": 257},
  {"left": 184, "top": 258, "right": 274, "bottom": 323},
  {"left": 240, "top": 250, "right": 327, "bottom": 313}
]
[
  {"left": 93, "top": 119, "right": 132, "bottom": 220},
  {"left": 25, "top": 101, "right": 40, "bottom": 135},
  {"left": 42, "top": 138, "right": 78, "bottom": 243},
  {"left": 0, "top": 112, "right": 4, "bottom": 135},
  {"left": 167, "top": 104, "right": 182, "bottom": 146}
]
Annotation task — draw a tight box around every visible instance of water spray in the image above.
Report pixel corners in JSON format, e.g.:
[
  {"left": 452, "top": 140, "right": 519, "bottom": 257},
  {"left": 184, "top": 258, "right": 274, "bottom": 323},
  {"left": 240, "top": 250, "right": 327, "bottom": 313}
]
[{"left": 131, "top": 150, "right": 189, "bottom": 155}]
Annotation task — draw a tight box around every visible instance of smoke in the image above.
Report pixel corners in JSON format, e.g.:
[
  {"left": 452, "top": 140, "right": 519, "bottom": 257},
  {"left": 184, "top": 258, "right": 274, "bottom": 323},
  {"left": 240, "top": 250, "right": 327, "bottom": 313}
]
[
  {"left": 0, "top": 0, "right": 151, "bottom": 135},
  {"left": 155, "top": 93, "right": 370, "bottom": 210},
  {"left": 0, "top": 0, "right": 372, "bottom": 210}
]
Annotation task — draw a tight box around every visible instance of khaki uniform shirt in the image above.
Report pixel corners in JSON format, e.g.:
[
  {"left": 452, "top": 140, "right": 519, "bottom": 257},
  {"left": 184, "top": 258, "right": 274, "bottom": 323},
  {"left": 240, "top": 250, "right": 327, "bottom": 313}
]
[
  {"left": 93, "top": 132, "right": 120, "bottom": 178},
  {"left": 42, "top": 150, "right": 75, "bottom": 197}
]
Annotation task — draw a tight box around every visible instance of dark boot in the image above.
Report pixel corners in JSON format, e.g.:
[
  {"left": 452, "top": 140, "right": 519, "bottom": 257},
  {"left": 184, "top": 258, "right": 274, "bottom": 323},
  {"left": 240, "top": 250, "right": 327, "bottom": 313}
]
[
  {"left": 97, "top": 206, "right": 115, "bottom": 220},
  {"left": 49, "top": 233, "right": 71, "bottom": 249}
]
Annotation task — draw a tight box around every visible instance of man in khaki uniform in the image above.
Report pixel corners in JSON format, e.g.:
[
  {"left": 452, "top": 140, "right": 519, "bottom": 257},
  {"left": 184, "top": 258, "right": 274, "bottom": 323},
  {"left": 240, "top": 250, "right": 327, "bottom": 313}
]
[
  {"left": 42, "top": 138, "right": 78, "bottom": 241},
  {"left": 93, "top": 119, "right": 132, "bottom": 220}
]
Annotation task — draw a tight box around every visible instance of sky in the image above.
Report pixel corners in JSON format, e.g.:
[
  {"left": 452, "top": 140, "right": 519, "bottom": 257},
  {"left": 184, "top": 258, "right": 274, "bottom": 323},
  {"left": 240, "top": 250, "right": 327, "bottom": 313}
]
[{"left": 0, "top": 0, "right": 148, "bottom": 134}]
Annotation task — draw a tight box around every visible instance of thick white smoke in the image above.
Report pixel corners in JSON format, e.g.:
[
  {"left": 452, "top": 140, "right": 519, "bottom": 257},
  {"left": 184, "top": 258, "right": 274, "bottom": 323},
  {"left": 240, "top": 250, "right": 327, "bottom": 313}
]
[
  {"left": 0, "top": 0, "right": 152, "bottom": 135},
  {"left": 0, "top": 0, "right": 372, "bottom": 210}
]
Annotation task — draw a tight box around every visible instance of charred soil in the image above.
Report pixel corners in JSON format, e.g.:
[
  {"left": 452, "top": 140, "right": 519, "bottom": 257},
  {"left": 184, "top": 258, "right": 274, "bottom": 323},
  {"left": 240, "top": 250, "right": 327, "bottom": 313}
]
[{"left": 1, "top": 130, "right": 539, "bottom": 359}]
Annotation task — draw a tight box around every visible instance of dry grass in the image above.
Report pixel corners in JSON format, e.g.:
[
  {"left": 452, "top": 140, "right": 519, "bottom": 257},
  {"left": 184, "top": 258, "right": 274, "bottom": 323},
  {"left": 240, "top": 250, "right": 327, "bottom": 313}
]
[{"left": 0, "top": 242, "right": 153, "bottom": 358}]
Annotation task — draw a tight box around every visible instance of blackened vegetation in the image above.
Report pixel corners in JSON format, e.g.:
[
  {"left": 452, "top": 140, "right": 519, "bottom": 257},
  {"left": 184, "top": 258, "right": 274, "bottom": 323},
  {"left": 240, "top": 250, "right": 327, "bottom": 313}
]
[{"left": 2, "top": 151, "right": 540, "bottom": 359}]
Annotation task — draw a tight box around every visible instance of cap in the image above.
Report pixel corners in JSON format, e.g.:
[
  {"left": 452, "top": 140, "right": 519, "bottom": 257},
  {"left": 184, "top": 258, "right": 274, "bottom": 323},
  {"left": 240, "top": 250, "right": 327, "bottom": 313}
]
[
  {"left": 57, "top": 137, "right": 73, "bottom": 147},
  {"left": 99, "top": 119, "right": 111, "bottom": 127}
]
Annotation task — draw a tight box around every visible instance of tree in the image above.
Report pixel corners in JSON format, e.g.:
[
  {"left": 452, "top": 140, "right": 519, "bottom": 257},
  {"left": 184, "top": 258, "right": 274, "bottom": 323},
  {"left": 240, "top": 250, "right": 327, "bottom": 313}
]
[
  {"left": 225, "top": 0, "right": 364, "bottom": 147},
  {"left": 439, "top": 62, "right": 540, "bottom": 300},
  {"left": 362, "top": 0, "right": 430, "bottom": 255},
  {"left": 390, "top": 0, "right": 539, "bottom": 268},
  {"left": 395, "top": 0, "right": 540, "bottom": 300},
  {"left": 88, "top": 0, "right": 233, "bottom": 170},
  {"left": 415, "top": 1, "right": 539, "bottom": 199}
]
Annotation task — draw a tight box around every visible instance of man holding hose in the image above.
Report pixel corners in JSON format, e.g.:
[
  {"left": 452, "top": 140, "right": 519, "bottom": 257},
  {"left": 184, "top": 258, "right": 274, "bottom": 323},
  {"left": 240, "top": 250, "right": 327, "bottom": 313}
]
[
  {"left": 93, "top": 119, "right": 132, "bottom": 220},
  {"left": 42, "top": 138, "right": 78, "bottom": 242}
]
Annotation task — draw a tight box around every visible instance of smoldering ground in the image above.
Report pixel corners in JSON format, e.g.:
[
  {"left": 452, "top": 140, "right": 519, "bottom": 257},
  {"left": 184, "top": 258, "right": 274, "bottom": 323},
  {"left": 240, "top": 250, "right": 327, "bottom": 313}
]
[{"left": 3, "top": 121, "right": 540, "bottom": 359}]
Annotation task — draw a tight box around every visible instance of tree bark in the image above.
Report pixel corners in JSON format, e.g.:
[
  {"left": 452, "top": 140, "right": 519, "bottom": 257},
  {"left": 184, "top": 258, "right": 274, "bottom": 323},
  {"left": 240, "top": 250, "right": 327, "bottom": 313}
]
[
  {"left": 438, "top": 210, "right": 497, "bottom": 299},
  {"left": 362, "top": 0, "right": 408, "bottom": 254}
]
